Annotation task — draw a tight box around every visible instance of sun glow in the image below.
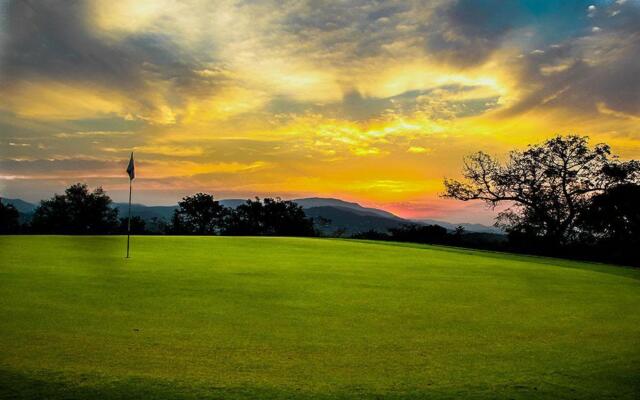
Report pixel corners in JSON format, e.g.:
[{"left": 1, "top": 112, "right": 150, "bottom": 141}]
[{"left": 2, "top": 0, "right": 639, "bottom": 221}]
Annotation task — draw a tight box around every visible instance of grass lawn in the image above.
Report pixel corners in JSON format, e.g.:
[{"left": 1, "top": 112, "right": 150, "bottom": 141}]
[{"left": 1, "top": 236, "right": 639, "bottom": 399}]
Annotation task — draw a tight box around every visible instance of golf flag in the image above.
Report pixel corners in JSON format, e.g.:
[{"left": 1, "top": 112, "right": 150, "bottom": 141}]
[
  {"left": 126, "top": 152, "right": 135, "bottom": 258},
  {"left": 126, "top": 153, "right": 135, "bottom": 180}
]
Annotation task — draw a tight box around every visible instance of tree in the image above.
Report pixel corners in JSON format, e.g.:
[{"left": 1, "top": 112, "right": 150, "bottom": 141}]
[
  {"left": 312, "top": 216, "right": 332, "bottom": 237},
  {"left": 171, "top": 193, "right": 225, "bottom": 235},
  {"left": 261, "top": 197, "right": 315, "bottom": 236},
  {"left": 0, "top": 200, "right": 20, "bottom": 234},
  {"left": 119, "top": 216, "right": 146, "bottom": 235},
  {"left": 223, "top": 197, "right": 265, "bottom": 235},
  {"left": 223, "top": 197, "right": 315, "bottom": 236},
  {"left": 443, "top": 135, "right": 639, "bottom": 245},
  {"left": 30, "top": 183, "right": 119, "bottom": 234},
  {"left": 453, "top": 225, "right": 465, "bottom": 237},
  {"left": 578, "top": 183, "right": 640, "bottom": 245},
  {"left": 388, "top": 224, "right": 449, "bottom": 244},
  {"left": 350, "top": 229, "right": 390, "bottom": 240},
  {"left": 147, "top": 217, "right": 170, "bottom": 234}
]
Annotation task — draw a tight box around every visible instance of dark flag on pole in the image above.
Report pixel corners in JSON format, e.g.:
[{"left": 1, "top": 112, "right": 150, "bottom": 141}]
[
  {"left": 127, "top": 153, "right": 135, "bottom": 180},
  {"left": 126, "top": 153, "right": 135, "bottom": 258}
]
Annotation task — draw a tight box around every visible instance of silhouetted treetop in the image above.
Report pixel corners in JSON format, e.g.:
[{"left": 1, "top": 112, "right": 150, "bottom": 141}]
[
  {"left": 0, "top": 200, "right": 20, "bottom": 234},
  {"left": 578, "top": 183, "right": 640, "bottom": 245},
  {"left": 223, "top": 197, "right": 315, "bottom": 236},
  {"left": 171, "top": 193, "right": 225, "bottom": 235},
  {"left": 443, "top": 135, "right": 640, "bottom": 244},
  {"left": 31, "top": 183, "right": 119, "bottom": 234}
]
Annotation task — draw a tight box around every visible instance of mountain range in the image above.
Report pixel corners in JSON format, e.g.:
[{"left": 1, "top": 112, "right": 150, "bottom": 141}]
[{"left": 1, "top": 196, "right": 502, "bottom": 235}]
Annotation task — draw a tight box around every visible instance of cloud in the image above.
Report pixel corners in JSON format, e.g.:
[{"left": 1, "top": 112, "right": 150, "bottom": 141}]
[
  {"left": 501, "top": 1, "right": 640, "bottom": 118},
  {"left": 1, "top": 0, "right": 639, "bottom": 222},
  {"left": 54, "top": 131, "right": 134, "bottom": 139},
  {"left": 424, "top": 0, "right": 525, "bottom": 67},
  {"left": 0, "top": 0, "right": 227, "bottom": 123},
  {"left": 0, "top": 157, "right": 119, "bottom": 175},
  {"left": 408, "top": 146, "right": 431, "bottom": 154}
]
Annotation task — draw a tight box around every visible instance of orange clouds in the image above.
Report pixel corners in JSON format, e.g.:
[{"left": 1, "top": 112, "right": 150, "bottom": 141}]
[{"left": 2, "top": 1, "right": 639, "bottom": 223}]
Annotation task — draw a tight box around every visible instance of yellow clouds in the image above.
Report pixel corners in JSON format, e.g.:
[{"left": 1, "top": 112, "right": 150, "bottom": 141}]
[
  {"left": 1, "top": 79, "right": 180, "bottom": 124},
  {"left": 350, "top": 179, "right": 430, "bottom": 195},
  {"left": 2, "top": 0, "right": 514, "bottom": 126},
  {"left": 92, "top": 0, "right": 179, "bottom": 33},
  {"left": 242, "top": 61, "right": 342, "bottom": 103},
  {"left": 182, "top": 87, "right": 269, "bottom": 123},
  {"left": 3, "top": 81, "right": 126, "bottom": 120},
  {"left": 408, "top": 146, "right": 431, "bottom": 154},
  {"left": 356, "top": 60, "right": 505, "bottom": 100},
  {"left": 136, "top": 160, "right": 271, "bottom": 179},
  {"left": 122, "top": 145, "right": 204, "bottom": 158},
  {"left": 1, "top": 72, "right": 259, "bottom": 125},
  {"left": 3, "top": 0, "right": 640, "bottom": 222}
]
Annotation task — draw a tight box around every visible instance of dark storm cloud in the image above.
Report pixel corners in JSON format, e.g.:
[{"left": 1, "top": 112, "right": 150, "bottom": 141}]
[
  {"left": 280, "top": 0, "right": 414, "bottom": 59},
  {"left": 425, "top": 0, "right": 525, "bottom": 67},
  {"left": 0, "top": 0, "right": 225, "bottom": 115},
  {"left": 275, "top": 0, "right": 581, "bottom": 70},
  {"left": 1, "top": 0, "right": 135, "bottom": 85},
  {"left": 419, "top": 0, "right": 604, "bottom": 69},
  {"left": 1, "top": 0, "right": 638, "bottom": 122},
  {"left": 504, "top": 1, "right": 640, "bottom": 117}
]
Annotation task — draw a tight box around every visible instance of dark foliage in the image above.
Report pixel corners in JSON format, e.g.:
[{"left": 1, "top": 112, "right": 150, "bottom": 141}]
[
  {"left": 145, "top": 217, "right": 170, "bottom": 234},
  {"left": 352, "top": 224, "right": 478, "bottom": 247},
  {"left": 351, "top": 229, "right": 391, "bottom": 241},
  {"left": 170, "top": 193, "right": 225, "bottom": 235},
  {"left": 444, "top": 135, "right": 640, "bottom": 266},
  {"left": 304, "top": 206, "right": 403, "bottom": 236},
  {"left": 575, "top": 183, "right": 640, "bottom": 265},
  {"left": 0, "top": 200, "right": 20, "bottom": 234},
  {"left": 119, "top": 216, "right": 147, "bottom": 235},
  {"left": 444, "top": 135, "right": 640, "bottom": 245},
  {"left": 223, "top": 197, "right": 315, "bottom": 236},
  {"left": 578, "top": 183, "right": 640, "bottom": 244},
  {"left": 223, "top": 198, "right": 266, "bottom": 236},
  {"left": 30, "top": 183, "right": 119, "bottom": 234},
  {"left": 388, "top": 224, "right": 449, "bottom": 244}
]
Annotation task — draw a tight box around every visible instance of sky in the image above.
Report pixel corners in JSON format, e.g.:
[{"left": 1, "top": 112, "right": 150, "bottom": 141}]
[{"left": 1, "top": 0, "right": 639, "bottom": 224}]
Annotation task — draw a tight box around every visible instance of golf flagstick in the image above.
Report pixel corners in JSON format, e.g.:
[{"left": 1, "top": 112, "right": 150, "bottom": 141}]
[{"left": 126, "top": 153, "right": 135, "bottom": 258}]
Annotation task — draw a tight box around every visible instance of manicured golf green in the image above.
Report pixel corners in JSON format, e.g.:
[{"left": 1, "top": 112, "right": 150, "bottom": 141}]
[{"left": 1, "top": 236, "right": 639, "bottom": 399}]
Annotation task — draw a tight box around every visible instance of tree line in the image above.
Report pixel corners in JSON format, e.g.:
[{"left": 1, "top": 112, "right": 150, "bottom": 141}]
[
  {"left": 0, "top": 187, "right": 316, "bottom": 237},
  {"left": 0, "top": 187, "right": 483, "bottom": 243},
  {"left": 442, "top": 135, "right": 639, "bottom": 266},
  {"left": 349, "top": 136, "right": 639, "bottom": 266},
  {"left": 1, "top": 135, "right": 638, "bottom": 266}
]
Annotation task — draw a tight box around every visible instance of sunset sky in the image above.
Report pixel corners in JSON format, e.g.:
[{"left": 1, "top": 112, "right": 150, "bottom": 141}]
[{"left": 1, "top": 0, "right": 639, "bottom": 223}]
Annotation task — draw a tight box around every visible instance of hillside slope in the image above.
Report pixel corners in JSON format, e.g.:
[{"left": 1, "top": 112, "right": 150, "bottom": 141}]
[
  {"left": 304, "top": 206, "right": 406, "bottom": 235},
  {"left": 4, "top": 197, "right": 499, "bottom": 234}
]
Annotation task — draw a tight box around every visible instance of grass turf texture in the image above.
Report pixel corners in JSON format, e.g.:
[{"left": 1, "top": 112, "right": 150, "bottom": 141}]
[{"left": 0, "top": 236, "right": 639, "bottom": 399}]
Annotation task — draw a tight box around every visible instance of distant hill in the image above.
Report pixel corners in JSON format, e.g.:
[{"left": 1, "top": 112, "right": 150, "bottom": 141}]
[
  {"left": 1, "top": 198, "right": 37, "bottom": 224},
  {"left": 109, "top": 199, "right": 408, "bottom": 235},
  {"left": 304, "top": 206, "right": 406, "bottom": 235},
  {"left": 217, "top": 197, "right": 402, "bottom": 220},
  {"left": 112, "top": 203, "right": 176, "bottom": 221},
  {"left": 113, "top": 200, "right": 248, "bottom": 220},
  {"left": 221, "top": 197, "right": 409, "bottom": 235},
  {"left": 0, "top": 198, "right": 37, "bottom": 214},
  {"left": 292, "top": 197, "right": 402, "bottom": 220},
  {"left": 3, "top": 196, "right": 501, "bottom": 235},
  {"left": 219, "top": 199, "right": 248, "bottom": 208}
]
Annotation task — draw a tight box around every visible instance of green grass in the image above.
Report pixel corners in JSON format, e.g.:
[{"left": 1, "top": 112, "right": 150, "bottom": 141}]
[{"left": 1, "top": 236, "right": 639, "bottom": 399}]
